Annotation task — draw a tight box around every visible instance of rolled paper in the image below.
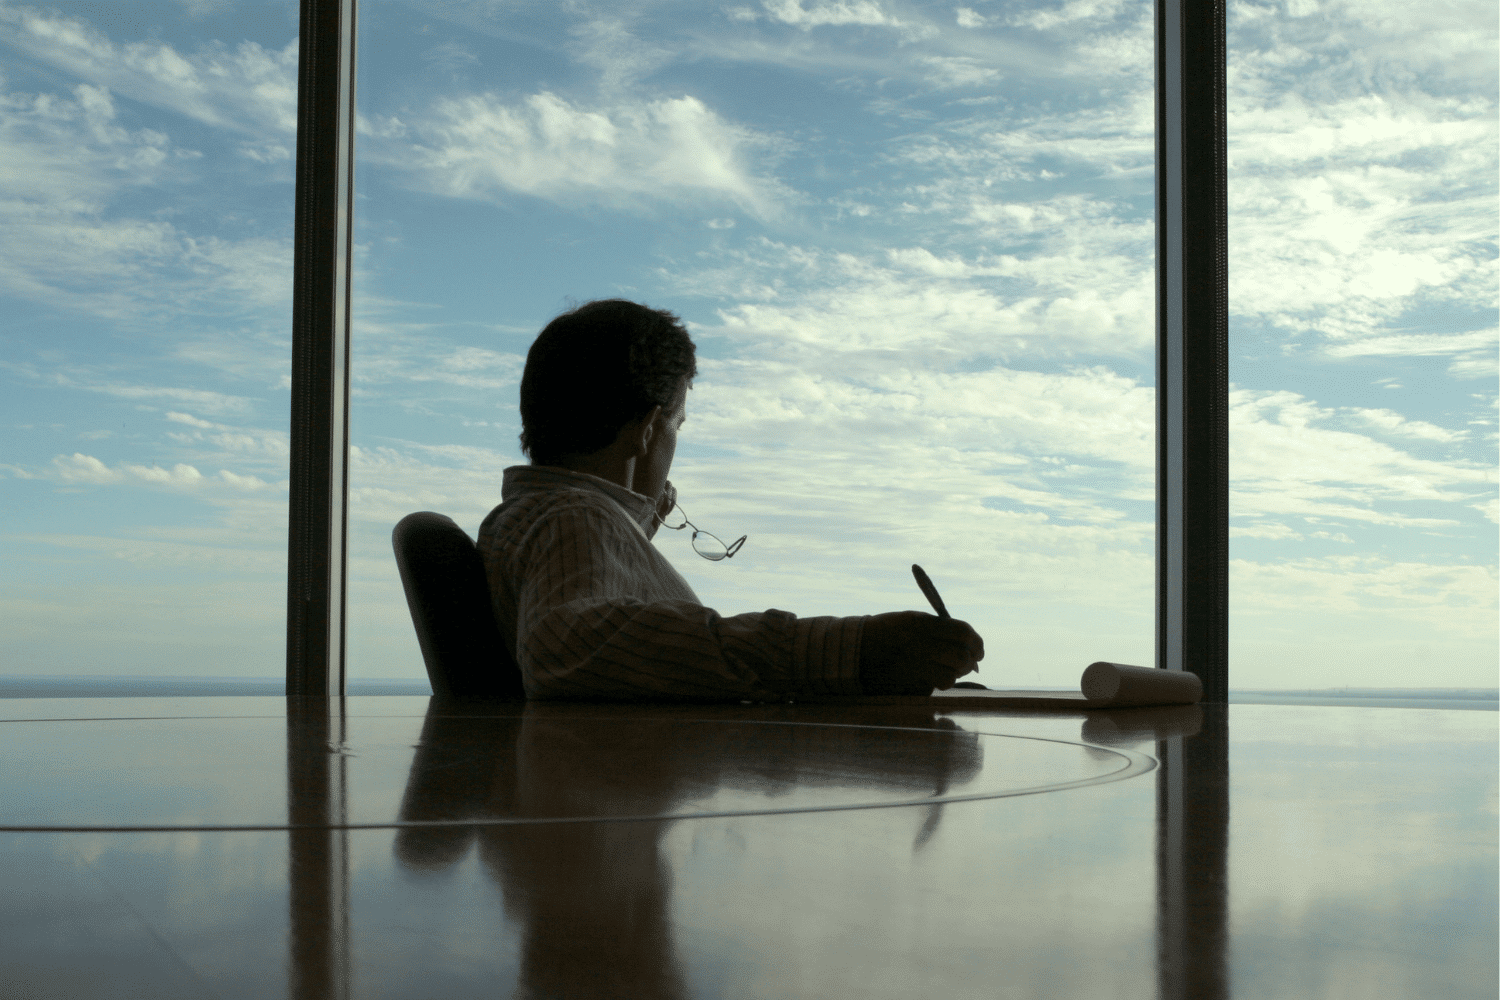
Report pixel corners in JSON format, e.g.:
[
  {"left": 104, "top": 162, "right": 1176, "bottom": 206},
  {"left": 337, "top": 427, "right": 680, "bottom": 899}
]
[{"left": 1080, "top": 662, "right": 1203, "bottom": 707}]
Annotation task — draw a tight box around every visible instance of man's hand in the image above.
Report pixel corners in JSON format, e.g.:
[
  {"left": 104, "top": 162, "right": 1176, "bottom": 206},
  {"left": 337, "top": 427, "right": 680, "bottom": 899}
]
[
  {"left": 859, "top": 611, "right": 985, "bottom": 695},
  {"left": 655, "top": 479, "right": 677, "bottom": 525}
]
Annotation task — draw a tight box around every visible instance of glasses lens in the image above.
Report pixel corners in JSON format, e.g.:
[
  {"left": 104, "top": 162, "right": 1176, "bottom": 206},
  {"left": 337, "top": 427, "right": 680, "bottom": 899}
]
[
  {"left": 692, "top": 530, "right": 727, "bottom": 561},
  {"left": 661, "top": 506, "right": 687, "bottom": 530}
]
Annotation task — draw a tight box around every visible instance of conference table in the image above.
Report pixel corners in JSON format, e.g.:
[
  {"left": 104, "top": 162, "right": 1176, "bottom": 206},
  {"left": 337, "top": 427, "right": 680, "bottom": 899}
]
[{"left": 1, "top": 694, "right": 1493, "bottom": 998}]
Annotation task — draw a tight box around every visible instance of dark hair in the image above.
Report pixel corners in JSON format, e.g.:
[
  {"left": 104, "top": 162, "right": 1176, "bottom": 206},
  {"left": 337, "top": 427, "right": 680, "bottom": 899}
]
[{"left": 519, "top": 299, "right": 697, "bottom": 466}]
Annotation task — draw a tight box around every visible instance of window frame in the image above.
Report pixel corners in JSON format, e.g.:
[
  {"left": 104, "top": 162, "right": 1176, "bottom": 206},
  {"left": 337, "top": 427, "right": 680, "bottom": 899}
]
[{"left": 286, "top": 0, "right": 357, "bottom": 699}]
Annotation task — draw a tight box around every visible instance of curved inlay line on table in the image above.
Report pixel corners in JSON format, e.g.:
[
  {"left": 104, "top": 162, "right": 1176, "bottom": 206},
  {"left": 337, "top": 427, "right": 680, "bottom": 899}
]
[{"left": 0, "top": 711, "right": 1157, "bottom": 833}]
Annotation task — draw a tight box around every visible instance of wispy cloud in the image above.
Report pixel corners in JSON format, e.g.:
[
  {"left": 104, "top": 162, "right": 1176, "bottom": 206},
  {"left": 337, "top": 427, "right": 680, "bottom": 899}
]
[
  {"left": 1227, "top": 0, "right": 1498, "bottom": 367},
  {"left": 671, "top": 236, "right": 1153, "bottom": 361},
  {"left": 1230, "top": 390, "right": 1495, "bottom": 527},
  {"left": 1349, "top": 407, "right": 1469, "bottom": 443},
  {"left": 1232, "top": 555, "right": 1498, "bottom": 638},
  {"left": 747, "top": 0, "right": 908, "bottom": 30},
  {"left": 0, "top": 77, "right": 292, "bottom": 324},
  {"left": 0, "top": 1, "right": 297, "bottom": 136},
  {"left": 373, "top": 90, "right": 791, "bottom": 218},
  {"left": 81, "top": 382, "right": 258, "bottom": 416},
  {"left": 1010, "top": 0, "right": 1129, "bottom": 32},
  {"left": 43, "top": 449, "right": 282, "bottom": 492}
]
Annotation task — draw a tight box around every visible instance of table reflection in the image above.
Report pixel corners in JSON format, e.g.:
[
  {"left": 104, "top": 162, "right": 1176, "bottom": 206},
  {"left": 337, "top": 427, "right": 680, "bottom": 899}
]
[
  {"left": 287, "top": 699, "right": 351, "bottom": 1000},
  {"left": 389, "top": 704, "right": 983, "bottom": 999},
  {"left": 282, "top": 698, "right": 1222, "bottom": 999},
  {"left": 1157, "top": 704, "right": 1228, "bottom": 1000}
]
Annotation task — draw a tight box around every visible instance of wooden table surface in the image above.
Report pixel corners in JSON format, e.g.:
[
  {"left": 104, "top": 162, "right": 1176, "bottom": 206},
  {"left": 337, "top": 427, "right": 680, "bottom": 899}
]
[{"left": 1, "top": 695, "right": 1494, "bottom": 999}]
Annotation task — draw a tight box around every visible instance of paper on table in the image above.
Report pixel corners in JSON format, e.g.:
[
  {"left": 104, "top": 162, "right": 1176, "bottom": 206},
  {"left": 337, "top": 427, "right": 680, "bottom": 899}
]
[{"left": 797, "top": 662, "right": 1203, "bottom": 710}]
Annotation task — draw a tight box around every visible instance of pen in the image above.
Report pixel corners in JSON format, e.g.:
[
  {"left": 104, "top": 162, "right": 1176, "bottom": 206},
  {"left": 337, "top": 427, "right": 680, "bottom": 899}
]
[{"left": 911, "top": 564, "right": 949, "bottom": 619}]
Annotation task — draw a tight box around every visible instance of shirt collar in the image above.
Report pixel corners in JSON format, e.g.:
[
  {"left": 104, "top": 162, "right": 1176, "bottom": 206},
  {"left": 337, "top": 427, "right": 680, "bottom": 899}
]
[{"left": 501, "top": 465, "right": 657, "bottom": 535}]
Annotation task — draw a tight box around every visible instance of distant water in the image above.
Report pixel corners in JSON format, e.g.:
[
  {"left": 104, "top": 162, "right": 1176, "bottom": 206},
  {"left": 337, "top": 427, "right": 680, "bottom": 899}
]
[
  {"left": 0, "top": 676, "right": 1494, "bottom": 709},
  {"left": 0, "top": 676, "right": 432, "bottom": 698}
]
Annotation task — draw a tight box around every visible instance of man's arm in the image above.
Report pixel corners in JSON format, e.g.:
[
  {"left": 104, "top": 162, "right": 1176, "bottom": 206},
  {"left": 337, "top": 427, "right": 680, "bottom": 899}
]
[{"left": 512, "top": 499, "right": 863, "bottom": 701}]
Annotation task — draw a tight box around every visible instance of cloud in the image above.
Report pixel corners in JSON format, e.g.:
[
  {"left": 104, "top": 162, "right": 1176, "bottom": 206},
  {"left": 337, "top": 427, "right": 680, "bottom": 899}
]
[
  {"left": 172, "top": 331, "right": 292, "bottom": 389},
  {"left": 1230, "top": 390, "right": 1495, "bottom": 526},
  {"left": 0, "top": 77, "right": 293, "bottom": 325},
  {"left": 347, "top": 321, "right": 527, "bottom": 395},
  {"left": 1011, "top": 0, "right": 1128, "bottom": 32},
  {"left": 1231, "top": 521, "right": 1304, "bottom": 541},
  {"left": 0, "top": 78, "right": 174, "bottom": 208},
  {"left": 1349, "top": 407, "right": 1468, "bottom": 443},
  {"left": 1448, "top": 353, "right": 1498, "bottom": 380},
  {"left": 147, "top": 410, "right": 293, "bottom": 471},
  {"left": 688, "top": 358, "right": 1153, "bottom": 468},
  {"left": 1319, "top": 331, "right": 1498, "bottom": 360},
  {"left": 177, "top": 0, "right": 234, "bottom": 16},
  {"left": 673, "top": 237, "right": 1154, "bottom": 361},
  {"left": 43, "top": 452, "right": 282, "bottom": 494},
  {"left": 383, "top": 90, "right": 788, "bottom": 218},
  {"left": 216, "top": 469, "right": 273, "bottom": 490},
  {"left": 913, "top": 54, "right": 1001, "bottom": 89},
  {"left": 566, "top": 14, "right": 678, "bottom": 93},
  {"left": 1226, "top": 3, "right": 1498, "bottom": 362},
  {"left": 165, "top": 411, "right": 222, "bottom": 430},
  {"left": 1231, "top": 555, "right": 1498, "bottom": 630},
  {"left": 0, "top": 2, "right": 298, "bottom": 136},
  {"left": 51, "top": 452, "right": 202, "bottom": 487},
  {"left": 757, "top": 1, "right": 906, "bottom": 29},
  {"left": 45, "top": 451, "right": 283, "bottom": 492},
  {"left": 86, "top": 384, "right": 257, "bottom": 415}
]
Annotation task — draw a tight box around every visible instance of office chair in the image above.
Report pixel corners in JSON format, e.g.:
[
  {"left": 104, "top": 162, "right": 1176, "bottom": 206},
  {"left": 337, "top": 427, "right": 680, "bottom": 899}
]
[{"left": 391, "top": 512, "right": 526, "bottom": 700}]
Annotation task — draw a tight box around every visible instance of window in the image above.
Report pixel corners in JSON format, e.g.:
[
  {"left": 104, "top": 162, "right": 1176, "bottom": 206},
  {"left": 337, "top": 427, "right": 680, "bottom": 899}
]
[
  {"left": 1226, "top": 0, "right": 1498, "bottom": 690},
  {"left": 0, "top": 2, "right": 298, "bottom": 686},
  {"left": 347, "top": 0, "right": 1161, "bottom": 690}
]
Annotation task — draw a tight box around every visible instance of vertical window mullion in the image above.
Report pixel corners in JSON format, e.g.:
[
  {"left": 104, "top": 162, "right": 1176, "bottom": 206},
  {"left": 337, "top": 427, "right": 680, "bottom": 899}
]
[
  {"left": 1157, "top": 0, "right": 1229, "bottom": 702},
  {"left": 287, "top": 0, "right": 357, "bottom": 699}
]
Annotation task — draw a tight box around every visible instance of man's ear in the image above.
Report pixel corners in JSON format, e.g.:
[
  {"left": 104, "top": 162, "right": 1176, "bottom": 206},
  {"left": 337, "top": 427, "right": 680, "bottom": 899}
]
[{"left": 631, "top": 404, "right": 663, "bottom": 456}]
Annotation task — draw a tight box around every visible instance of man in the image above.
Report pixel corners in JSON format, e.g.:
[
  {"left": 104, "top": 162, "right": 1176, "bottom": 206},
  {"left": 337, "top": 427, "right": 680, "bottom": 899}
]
[{"left": 478, "top": 299, "right": 983, "bottom": 701}]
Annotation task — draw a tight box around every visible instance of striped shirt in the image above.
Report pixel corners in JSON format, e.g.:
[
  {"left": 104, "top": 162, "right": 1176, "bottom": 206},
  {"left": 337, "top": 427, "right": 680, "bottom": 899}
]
[{"left": 478, "top": 465, "right": 866, "bottom": 701}]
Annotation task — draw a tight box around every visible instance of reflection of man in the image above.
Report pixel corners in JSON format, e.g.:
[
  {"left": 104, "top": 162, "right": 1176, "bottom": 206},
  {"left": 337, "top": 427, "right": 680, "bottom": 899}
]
[
  {"left": 393, "top": 701, "right": 983, "bottom": 998},
  {"left": 478, "top": 299, "right": 984, "bottom": 701},
  {"left": 393, "top": 707, "right": 690, "bottom": 1000}
]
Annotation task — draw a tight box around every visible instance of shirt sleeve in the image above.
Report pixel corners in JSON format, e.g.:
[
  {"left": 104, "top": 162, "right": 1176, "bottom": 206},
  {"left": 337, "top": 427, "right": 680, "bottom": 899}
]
[{"left": 512, "top": 498, "right": 865, "bottom": 701}]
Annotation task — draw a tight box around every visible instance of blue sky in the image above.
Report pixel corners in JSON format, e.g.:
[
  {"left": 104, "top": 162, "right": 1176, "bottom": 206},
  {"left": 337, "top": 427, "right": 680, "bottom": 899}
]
[{"left": 0, "top": 0, "right": 1494, "bottom": 688}]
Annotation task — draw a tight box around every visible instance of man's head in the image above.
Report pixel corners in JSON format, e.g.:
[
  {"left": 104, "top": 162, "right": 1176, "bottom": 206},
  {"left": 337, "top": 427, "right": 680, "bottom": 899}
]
[{"left": 519, "top": 299, "right": 697, "bottom": 471}]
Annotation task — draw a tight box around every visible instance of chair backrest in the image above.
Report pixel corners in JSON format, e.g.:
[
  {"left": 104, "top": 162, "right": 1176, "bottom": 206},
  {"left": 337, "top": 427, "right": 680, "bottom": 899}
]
[{"left": 391, "top": 512, "right": 526, "bottom": 700}]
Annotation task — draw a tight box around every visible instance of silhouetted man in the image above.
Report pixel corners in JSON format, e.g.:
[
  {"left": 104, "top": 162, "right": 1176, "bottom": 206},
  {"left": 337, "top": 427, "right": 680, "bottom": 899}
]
[{"left": 477, "top": 299, "right": 983, "bottom": 701}]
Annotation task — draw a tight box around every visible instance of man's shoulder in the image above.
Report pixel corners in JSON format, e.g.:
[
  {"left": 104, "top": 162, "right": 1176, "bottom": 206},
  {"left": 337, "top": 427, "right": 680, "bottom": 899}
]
[{"left": 479, "top": 486, "right": 632, "bottom": 548}]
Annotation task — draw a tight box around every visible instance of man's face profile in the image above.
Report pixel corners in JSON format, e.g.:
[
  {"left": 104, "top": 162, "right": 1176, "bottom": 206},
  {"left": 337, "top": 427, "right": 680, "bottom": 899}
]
[{"left": 631, "top": 382, "right": 688, "bottom": 507}]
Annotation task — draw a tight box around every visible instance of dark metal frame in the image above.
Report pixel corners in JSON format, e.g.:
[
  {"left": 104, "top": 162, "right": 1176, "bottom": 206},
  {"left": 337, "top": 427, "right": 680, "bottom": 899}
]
[
  {"left": 1156, "top": 0, "right": 1230, "bottom": 702},
  {"left": 1155, "top": 6, "right": 1230, "bottom": 994},
  {"left": 286, "top": 0, "right": 357, "bottom": 699},
  {"left": 283, "top": 0, "right": 1231, "bottom": 702}
]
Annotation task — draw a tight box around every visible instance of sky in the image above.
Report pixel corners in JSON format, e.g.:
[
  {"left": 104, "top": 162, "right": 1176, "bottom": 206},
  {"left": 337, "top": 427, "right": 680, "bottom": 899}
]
[{"left": 0, "top": 0, "right": 1494, "bottom": 688}]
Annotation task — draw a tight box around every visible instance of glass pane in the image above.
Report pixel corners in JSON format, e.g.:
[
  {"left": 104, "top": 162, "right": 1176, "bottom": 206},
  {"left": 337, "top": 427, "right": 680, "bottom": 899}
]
[
  {"left": 350, "top": 1, "right": 1157, "bottom": 689},
  {"left": 0, "top": 3, "right": 297, "bottom": 688},
  {"left": 1228, "top": 1, "right": 1498, "bottom": 689}
]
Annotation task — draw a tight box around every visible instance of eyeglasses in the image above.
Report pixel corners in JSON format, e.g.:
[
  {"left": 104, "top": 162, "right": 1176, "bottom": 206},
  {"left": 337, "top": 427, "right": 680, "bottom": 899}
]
[{"left": 655, "top": 503, "right": 746, "bottom": 561}]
